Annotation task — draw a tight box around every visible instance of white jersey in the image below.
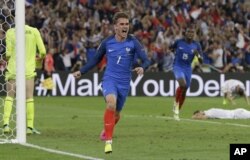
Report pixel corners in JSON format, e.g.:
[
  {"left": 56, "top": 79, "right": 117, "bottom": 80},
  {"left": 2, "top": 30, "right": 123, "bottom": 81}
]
[
  {"left": 212, "top": 48, "right": 224, "bottom": 68},
  {"left": 221, "top": 79, "right": 245, "bottom": 95},
  {"left": 204, "top": 108, "right": 250, "bottom": 119}
]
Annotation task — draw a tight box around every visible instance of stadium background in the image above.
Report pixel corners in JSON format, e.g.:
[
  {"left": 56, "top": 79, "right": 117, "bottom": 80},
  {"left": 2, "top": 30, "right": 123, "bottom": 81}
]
[
  {"left": 1, "top": 0, "right": 250, "bottom": 97},
  {"left": 2, "top": 0, "right": 250, "bottom": 74}
]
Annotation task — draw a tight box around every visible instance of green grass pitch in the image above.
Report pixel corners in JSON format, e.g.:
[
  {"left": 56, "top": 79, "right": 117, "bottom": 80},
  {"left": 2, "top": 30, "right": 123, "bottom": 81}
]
[{"left": 0, "top": 96, "right": 249, "bottom": 160}]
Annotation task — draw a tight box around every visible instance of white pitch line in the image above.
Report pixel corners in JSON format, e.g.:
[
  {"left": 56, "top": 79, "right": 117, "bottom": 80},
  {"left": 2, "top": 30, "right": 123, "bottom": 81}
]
[
  {"left": 125, "top": 115, "right": 250, "bottom": 128},
  {"left": 21, "top": 143, "right": 104, "bottom": 160}
]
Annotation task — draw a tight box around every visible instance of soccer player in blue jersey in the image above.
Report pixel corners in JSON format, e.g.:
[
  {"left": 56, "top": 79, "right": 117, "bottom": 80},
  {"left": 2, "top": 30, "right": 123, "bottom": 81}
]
[
  {"left": 72, "top": 12, "right": 150, "bottom": 154},
  {"left": 171, "top": 26, "right": 203, "bottom": 121}
]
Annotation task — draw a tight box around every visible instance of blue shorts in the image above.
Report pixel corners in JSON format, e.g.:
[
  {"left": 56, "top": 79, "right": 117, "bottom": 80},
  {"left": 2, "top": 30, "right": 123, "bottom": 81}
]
[
  {"left": 102, "top": 79, "right": 130, "bottom": 112},
  {"left": 173, "top": 66, "right": 192, "bottom": 88}
]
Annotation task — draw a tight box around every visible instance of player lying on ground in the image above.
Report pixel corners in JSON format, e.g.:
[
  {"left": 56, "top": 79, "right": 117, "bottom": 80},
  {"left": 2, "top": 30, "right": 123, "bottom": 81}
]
[{"left": 192, "top": 108, "right": 250, "bottom": 119}]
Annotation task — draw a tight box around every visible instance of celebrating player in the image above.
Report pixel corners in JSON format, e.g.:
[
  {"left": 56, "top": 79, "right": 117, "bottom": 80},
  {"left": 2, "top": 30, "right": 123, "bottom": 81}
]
[
  {"left": 221, "top": 79, "right": 250, "bottom": 105},
  {"left": 171, "top": 26, "right": 203, "bottom": 121},
  {"left": 3, "top": 24, "right": 46, "bottom": 134},
  {"left": 72, "top": 12, "right": 150, "bottom": 154}
]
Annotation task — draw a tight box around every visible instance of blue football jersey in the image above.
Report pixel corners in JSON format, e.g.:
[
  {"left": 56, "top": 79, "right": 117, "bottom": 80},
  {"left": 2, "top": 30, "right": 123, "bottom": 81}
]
[
  {"left": 80, "top": 35, "right": 150, "bottom": 83},
  {"left": 172, "top": 39, "right": 202, "bottom": 68}
]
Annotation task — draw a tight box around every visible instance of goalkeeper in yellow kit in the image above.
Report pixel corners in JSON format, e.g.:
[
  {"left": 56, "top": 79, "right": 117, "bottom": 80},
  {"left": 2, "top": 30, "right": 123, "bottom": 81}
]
[{"left": 3, "top": 24, "right": 46, "bottom": 134}]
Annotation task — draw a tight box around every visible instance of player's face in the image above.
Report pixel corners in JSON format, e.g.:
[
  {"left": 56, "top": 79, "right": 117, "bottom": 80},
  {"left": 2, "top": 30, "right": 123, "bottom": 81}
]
[
  {"left": 114, "top": 18, "right": 129, "bottom": 40},
  {"left": 185, "top": 28, "right": 195, "bottom": 42},
  {"left": 192, "top": 111, "right": 206, "bottom": 119}
]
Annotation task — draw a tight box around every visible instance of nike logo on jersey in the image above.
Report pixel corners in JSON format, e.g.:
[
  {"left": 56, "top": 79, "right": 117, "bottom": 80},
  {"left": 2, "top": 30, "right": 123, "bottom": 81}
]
[
  {"left": 179, "top": 47, "right": 183, "bottom": 50},
  {"left": 108, "top": 49, "right": 114, "bottom": 52}
]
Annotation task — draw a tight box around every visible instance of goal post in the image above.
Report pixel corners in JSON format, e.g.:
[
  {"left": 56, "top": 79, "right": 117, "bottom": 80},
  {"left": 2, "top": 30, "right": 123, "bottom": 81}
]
[{"left": 15, "top": 0, "right": 26, "bottom": 143}]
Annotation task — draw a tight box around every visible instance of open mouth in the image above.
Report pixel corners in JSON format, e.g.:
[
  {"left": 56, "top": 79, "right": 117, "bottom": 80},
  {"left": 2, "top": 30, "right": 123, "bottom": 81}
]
[{"left": 122, "top": 29, "right": 127, "bottom": 33}]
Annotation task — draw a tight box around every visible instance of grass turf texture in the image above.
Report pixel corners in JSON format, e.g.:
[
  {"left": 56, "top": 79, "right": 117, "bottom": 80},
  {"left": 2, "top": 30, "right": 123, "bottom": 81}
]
[{"left": 0, "top": 97, "right": 249, "bottom": 160}]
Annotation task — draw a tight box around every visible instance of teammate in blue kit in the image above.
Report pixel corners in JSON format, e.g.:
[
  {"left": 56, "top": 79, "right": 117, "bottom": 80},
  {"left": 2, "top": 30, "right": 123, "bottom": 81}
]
[
  {"left": 72, "top": 12, "right": 150, "bottom": 154},
  {"left": 171, "top": 26, "right": 203, "bottom": 121}
]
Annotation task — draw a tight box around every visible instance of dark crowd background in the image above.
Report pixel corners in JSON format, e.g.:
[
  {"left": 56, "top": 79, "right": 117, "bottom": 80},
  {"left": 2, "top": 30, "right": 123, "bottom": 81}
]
[{"left": 1, "top": 0, "right": 250, "bottom": 74}]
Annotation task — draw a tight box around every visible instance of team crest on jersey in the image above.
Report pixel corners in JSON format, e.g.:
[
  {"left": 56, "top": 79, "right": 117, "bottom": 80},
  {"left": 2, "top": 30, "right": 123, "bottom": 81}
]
[{"left": 126, "top": 47, "right": 131, "bottom": 52}]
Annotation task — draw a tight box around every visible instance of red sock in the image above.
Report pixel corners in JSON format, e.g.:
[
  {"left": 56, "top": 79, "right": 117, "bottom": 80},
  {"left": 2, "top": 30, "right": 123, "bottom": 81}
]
[
  {"left": 115, "top": 114, "right": 120, "bottom": 125},
  {"left": 104, "top": 108, "right": 115, "bottom": 140},
  {"left": 175, "top": 87, "right": 182, "bottom": 104},
  {"left": 179, "top": 87, "right": 187, "bottom": 109},
  {"left": 179, "top": 94, "right": 186, "bottom": 109}
]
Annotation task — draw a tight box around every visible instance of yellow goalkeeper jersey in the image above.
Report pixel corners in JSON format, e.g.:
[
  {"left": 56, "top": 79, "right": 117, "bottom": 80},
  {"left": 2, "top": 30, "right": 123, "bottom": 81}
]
[{"left": 5, "top": 25, "right": 46, "bottom": 80}]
